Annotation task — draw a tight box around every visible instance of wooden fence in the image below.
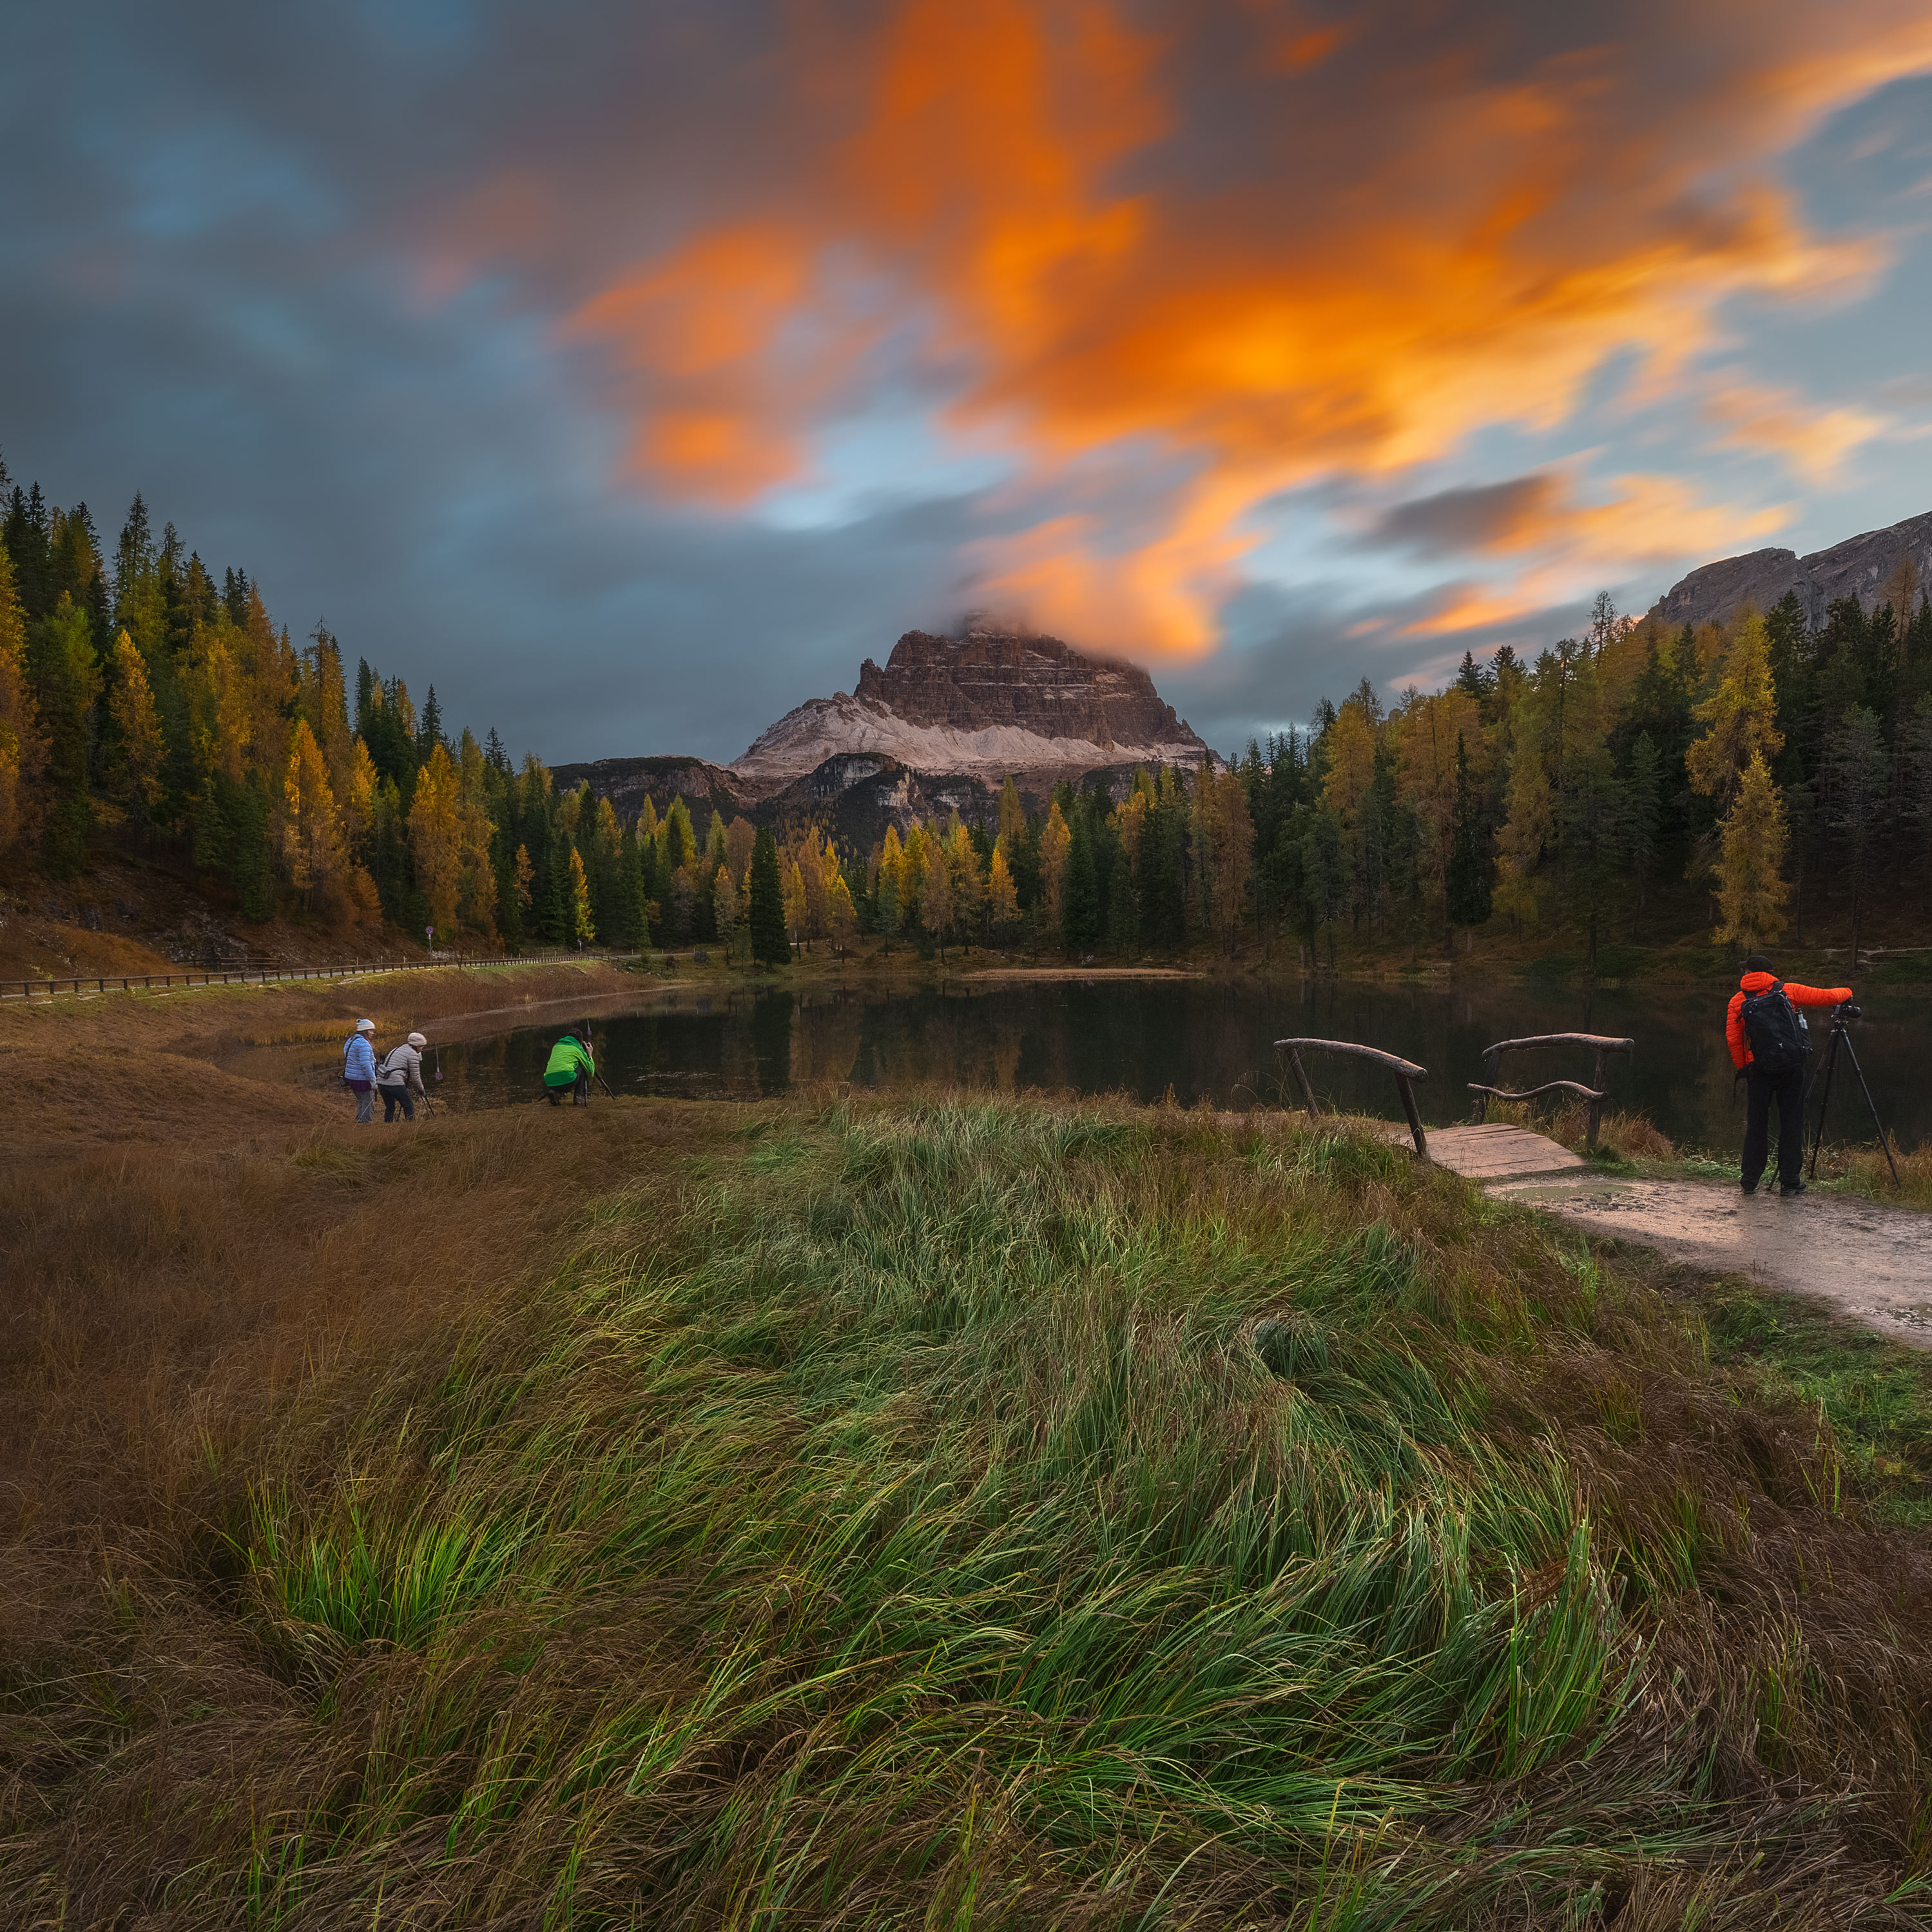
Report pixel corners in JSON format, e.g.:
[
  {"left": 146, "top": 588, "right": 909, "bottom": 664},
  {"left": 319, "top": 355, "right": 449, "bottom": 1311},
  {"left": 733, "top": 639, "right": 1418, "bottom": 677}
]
[{"left": 2, "top": 950, "right": 641, "bottom": 1001}]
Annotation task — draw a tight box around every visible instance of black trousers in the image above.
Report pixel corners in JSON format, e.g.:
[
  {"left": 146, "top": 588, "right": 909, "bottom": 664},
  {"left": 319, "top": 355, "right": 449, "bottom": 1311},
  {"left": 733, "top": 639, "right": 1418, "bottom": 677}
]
[
  {"left": 1743, "top": 1061, "right": 1806, "bottom": 1190},
  {"left": 380, "top": 1084, "right": 416, "bottom": 1121}
]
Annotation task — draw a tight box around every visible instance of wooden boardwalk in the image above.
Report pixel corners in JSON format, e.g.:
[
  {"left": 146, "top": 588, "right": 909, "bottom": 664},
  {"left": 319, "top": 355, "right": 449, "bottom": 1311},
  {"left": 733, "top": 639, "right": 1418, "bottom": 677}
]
[{"left": 1382, "top": 1121, "right": 1588, "bottom": 1180}]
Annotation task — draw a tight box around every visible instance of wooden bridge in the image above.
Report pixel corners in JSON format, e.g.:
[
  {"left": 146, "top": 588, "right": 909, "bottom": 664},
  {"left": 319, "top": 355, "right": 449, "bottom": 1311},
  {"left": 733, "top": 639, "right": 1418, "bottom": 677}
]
[{"left": 1273, "top": 1032, "right": 1636, "bottom": 1181}]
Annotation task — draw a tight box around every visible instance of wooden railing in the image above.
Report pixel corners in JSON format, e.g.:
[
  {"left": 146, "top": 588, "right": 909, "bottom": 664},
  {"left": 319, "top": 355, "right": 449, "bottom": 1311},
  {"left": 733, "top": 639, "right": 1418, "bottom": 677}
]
[
  {"left": 2, "top": 949, "right": 641, "bottom": 1001},
  {"left": 1469, "top": 1032, "right": 1634, "bottom": 1150},
  {"left": 1275, "top": 1037, "right": 1431, "bottom": 1160}
]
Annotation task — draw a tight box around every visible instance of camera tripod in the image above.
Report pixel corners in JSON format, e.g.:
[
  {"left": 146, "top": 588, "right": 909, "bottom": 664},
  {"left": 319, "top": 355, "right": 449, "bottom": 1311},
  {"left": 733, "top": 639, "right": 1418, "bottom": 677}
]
[{"left": 1808, "top": 1003, "right": 1900, "bottom": 1186}]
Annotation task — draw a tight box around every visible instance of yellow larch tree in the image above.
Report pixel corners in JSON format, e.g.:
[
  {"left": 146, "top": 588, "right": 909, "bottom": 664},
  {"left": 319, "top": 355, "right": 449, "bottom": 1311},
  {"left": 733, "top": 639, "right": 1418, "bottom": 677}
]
[
  {"left": 408, "top": 742, "right": 463, "bottom": 938},
  {"left": 1394, "top": 686, "right": 1482, "bottom": 908},
  {"left": 945, "top": 822, "right": 983, "bottom": 949},
  {"left": 1321, "top": 700, "right": 1378, "bottom": 827},
  {"left": 281, "top": 719, "right": 341, "bottom": 908},
  {"left": 567, "top": 845, "right": 596, "bottom": 944},
  {"left": 784, "top": 856, "right": 808, "bottom": 942},
  {"left": 922, "top": 831, "right": 954, "bottom": 954},
  {"left": 458, "top": 731, "right": 501, "bottom": 935},
  {"left": 0, "top": 540, "right": 46, "bottom": 856},
  {"left": 108, "top": 631, "right": 166, "bottom": 829},
  {"left": 1687, "top": 613, "right": 1783, "bottom": 811},
  {"left": 341, "top": 737, "right": 378, "bottom": 860},
  {"left": 1714, "top": 749, "right": 1790, "bottom": 949},
  {"left": 987, "top": 845, "right": 1019, "bottom": 939},
  {"left": 1198, "top": 765, "right": 1254, "bottom": 952},
  {"left": 826, "top": 867, "right": 858, "bottom": 957},
  {"left": 995, "top": 775, "right": 1026, "bottom": 854},
  {"left": 1039, "top": 800, "right": 1072, "bottom": 934}
]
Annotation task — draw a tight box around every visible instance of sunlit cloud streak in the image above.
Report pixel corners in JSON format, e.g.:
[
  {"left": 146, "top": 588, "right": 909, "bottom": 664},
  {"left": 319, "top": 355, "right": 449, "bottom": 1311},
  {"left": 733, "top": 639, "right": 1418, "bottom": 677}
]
[{"left": 522, "top": 0, "right": 1932, "bottom": 657}]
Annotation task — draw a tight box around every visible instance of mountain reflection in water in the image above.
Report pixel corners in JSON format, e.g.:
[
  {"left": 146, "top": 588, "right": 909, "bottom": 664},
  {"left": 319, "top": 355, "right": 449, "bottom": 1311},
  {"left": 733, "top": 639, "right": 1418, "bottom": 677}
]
[{"left": 429, "top": 978, "right": 1927, "bottom": 1156}]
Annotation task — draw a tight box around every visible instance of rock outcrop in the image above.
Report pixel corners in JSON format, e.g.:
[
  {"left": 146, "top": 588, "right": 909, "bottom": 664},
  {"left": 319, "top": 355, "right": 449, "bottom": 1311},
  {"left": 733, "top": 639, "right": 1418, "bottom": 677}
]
[
  {"left": 546, "top": 754, "right": 749, "bottom": 823},
  {"left": 1653, "top": 508, "right": 1932, "bottom": 632},
  {"left": 728, "top": 617, "right": 1208, "bottom": 797}
]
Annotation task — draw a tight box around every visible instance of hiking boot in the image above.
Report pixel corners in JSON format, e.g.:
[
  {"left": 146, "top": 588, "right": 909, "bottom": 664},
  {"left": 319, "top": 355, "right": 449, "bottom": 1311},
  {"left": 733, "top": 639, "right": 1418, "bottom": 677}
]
[
  {"left": 1740, "top": 1181, "right": 1757, "bottom": 1195},
  {"left": 1779, "top": 1179, "right": 1807, "bottom": 1197}
]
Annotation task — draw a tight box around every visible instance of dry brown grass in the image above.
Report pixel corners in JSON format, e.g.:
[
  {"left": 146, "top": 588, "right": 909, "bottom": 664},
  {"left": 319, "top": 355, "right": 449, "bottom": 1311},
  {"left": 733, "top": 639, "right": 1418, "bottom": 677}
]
[
  {"left": 0, "top": 913, "right": 176, "bottom": 982},
  {"left": 9, "top": 984, "right": 1932, "bottom": 1924},
  {"left": 0, "top": 960, "right": 640, "bottom": 1164},
  {"left": 1808, "top": 1136, "right": 1932, "bottom": 1210},
  {"left": 1476, "top": 1095, "right": 1680, "bottom": 1162},
  {"left": 1486, "top": 1084, "right": 1932, "bottom": 1210},
  {"left": 1, "top": 1095, "right": 735, "bottom": 1643}
]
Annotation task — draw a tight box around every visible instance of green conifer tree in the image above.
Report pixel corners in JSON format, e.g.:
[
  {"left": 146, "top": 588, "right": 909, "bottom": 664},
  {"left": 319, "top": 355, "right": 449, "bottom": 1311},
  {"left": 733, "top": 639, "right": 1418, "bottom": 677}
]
[
  {"left": 748, "top": 826, "right": 789, "bottom": 967},
  {"left": 493, "top": 829, "right": 525, "bottom": 953},
  {"left": 1064, "top": 813, "right": 1101, "bottom": 951},
  {"left": 28, "top": 596, "right": 101, "bottom": 874},
  {"left": 1445, "top": 734, "right": 1492, "bottom": 932},
  {"left": 1622, "top": 732, "right": 1661, "bottom": 920}
]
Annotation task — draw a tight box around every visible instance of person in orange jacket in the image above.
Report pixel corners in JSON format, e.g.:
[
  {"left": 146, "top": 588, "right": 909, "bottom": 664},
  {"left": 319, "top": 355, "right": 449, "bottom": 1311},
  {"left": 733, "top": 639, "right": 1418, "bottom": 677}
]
[{"left": 1726, "top": 952, "right": 1852, "bottom": 1196}]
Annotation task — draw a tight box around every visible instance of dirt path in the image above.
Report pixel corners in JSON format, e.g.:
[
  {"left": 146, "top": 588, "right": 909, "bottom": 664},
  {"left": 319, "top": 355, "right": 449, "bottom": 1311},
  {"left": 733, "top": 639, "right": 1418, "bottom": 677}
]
[{"left": 1491, "top": 1172, "right": 1932, "bottom": 1349}]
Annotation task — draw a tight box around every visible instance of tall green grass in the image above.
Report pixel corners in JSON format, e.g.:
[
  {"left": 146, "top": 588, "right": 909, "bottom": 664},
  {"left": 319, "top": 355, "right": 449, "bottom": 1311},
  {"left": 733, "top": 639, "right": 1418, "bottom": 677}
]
[{"left": 7, "top": 1100, "right": 1932, "bottom": 1927}]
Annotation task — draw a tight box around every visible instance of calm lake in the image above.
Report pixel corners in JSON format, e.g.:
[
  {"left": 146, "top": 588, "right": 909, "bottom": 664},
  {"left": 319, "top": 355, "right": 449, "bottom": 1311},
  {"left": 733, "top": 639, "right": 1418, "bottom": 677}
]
[{"left": 408, "top": 976, "right": 1926, "bottom": 1155}]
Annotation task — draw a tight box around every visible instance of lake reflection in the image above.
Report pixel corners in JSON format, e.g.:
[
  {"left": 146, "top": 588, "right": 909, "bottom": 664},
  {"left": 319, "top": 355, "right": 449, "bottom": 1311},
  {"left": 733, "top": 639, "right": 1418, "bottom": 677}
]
[{"left": 431, "top": 976, "right": 1926, "bottom": 1155}]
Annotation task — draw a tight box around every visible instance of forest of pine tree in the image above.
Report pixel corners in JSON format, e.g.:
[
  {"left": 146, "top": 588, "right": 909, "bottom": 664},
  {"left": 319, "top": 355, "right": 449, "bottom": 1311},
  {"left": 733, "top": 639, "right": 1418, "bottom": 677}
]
[{"left": 3, "top": 450, "right": 1929, "bottom": 969}]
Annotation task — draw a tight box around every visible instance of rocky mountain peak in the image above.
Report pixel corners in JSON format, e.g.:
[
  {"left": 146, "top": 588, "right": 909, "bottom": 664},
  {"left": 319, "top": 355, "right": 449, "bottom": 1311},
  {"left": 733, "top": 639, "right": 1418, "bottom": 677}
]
[
  {"left": 729, "top": 623, "right": 1208, "bottom": 796},
  {"left": 1652, "top": 508, "right": 1931, "bottom": 632}
]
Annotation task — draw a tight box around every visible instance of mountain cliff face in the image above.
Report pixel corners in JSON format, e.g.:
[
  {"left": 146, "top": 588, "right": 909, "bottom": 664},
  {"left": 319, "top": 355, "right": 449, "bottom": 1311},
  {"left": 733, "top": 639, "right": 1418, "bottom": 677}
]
[
  {"left": 1652, "top": 508, "right": 1931, "bottom": 632},
  {"left": 727, "top": 618, "right": 1209, "bottom": 797}
]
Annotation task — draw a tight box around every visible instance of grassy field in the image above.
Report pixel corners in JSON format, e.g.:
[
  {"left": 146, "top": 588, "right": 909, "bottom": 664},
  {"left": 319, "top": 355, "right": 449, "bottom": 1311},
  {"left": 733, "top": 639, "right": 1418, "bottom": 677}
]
[{"left": 5, "top": 979, "right": 1932, "bottom": 1927}]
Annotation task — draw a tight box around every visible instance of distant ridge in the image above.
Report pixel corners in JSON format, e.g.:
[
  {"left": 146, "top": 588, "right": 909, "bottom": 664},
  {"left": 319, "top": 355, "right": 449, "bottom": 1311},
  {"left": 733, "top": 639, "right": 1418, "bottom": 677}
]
[{"left": 1652, "top": 507, "right": 1931, "bottom": 632}]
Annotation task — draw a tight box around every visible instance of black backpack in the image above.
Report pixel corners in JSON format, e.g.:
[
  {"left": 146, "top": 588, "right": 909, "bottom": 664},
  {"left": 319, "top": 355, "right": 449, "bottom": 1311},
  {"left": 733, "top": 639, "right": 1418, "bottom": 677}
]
[{"left": 1741, "top": 981, "right": 1808, "bottom": 1074}]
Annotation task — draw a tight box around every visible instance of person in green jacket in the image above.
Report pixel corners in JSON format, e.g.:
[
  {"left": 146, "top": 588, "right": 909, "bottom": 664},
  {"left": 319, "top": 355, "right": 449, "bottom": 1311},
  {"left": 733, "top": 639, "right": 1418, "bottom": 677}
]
[{"left": 544, "top": 1027, "right": 596, "bottom": 1106}]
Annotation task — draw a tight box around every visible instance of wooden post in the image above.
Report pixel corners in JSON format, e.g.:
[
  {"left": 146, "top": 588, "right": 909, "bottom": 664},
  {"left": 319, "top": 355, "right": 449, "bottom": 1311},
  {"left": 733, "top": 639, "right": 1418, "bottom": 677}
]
[
  {"left": 1587, "top": 1047, "right": 1610, "bottom": 1151},
  {"left": 1288, "top": 1048, "right": 1321, "bottom": 1117},
  {"left": 1474, "top": 1047, "right": 1501, "bottom": 1122},
  {"left": 1396, "top": 1074, "right": 1429, "bottom": 1162}
]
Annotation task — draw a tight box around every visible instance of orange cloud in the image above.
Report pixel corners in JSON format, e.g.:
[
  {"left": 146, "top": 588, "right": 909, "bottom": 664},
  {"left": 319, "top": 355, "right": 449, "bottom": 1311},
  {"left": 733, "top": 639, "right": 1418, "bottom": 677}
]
[
  {"left": 1395, "top": 474, "right": 1792, "bottom": 633},
  {"left": 552, "top": 0, "right": 1932, "bottom": 649},
  {"left": 1701, "top": 378, "right": 1888, "bottom": 480}
]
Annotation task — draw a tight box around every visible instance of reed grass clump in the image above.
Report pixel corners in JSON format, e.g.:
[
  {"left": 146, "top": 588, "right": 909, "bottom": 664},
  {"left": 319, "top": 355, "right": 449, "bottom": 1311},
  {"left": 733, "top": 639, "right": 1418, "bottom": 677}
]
[{"left": 6, "top": 1097, "right": 1932, "bottom": 1927}]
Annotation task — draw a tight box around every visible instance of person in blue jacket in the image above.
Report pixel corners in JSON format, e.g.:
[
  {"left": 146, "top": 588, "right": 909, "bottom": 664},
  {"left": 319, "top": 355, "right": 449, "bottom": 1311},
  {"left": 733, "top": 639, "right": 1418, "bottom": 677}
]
[{"left": 342, "top": 1017, "right": 378, "bottom": 1124}]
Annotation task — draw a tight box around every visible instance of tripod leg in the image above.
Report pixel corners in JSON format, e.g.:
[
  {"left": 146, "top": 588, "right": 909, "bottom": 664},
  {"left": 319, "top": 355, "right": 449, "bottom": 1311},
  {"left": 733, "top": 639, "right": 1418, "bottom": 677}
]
[
  {"left": 1807, "top": 1032, "right": 1841, "bottom": 1181},
  {"left": 1838, "top": 1032, "right": 1902, "bottom": 1188}
]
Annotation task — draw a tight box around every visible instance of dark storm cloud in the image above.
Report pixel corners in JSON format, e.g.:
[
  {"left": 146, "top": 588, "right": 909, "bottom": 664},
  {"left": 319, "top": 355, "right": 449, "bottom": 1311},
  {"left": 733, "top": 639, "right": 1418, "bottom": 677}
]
[
  {"left": 1161, "top": 578, "right": 1591, "bottom": 758},
  {"left": 1369, "top": 476, "right": 1569, "bottom": 559},
  {"left": 3, "top": 1, "right": 1929, "bottom": 766},
  {"left": 0, "top": 0, "right": 920, "bottom": 763}
]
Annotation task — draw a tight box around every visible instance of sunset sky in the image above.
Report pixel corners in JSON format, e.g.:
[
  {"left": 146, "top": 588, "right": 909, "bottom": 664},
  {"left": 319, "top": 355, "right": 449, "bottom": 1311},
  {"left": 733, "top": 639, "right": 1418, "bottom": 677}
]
[{"left": 5, "top": 1, "right": 1931, "bottom": 763}]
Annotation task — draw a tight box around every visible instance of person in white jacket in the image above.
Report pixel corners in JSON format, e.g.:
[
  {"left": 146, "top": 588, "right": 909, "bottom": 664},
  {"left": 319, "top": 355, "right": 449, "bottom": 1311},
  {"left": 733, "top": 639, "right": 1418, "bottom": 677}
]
[{"left": 376, "top": 1030, "right": 430, "bottom": 1121}]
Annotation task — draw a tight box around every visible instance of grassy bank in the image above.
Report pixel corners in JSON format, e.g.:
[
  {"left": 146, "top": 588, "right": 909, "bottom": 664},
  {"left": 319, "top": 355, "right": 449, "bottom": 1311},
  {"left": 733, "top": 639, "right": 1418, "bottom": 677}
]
[
  {"left": 1485, "top": 1090, "right": 1932, "bottom": 1214},
  {"left": 6, "top": 1072, "right": 1932, "bottom": 1925},
  {"left": 0, "top": 958, "right": 641, "bottom": 1168}
]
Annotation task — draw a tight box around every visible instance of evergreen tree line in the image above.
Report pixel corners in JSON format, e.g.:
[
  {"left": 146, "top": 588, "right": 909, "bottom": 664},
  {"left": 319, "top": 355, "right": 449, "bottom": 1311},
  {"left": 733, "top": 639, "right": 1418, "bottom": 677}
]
[{"left": 4, "top": 452, "right": 1926, "bottom": 964}]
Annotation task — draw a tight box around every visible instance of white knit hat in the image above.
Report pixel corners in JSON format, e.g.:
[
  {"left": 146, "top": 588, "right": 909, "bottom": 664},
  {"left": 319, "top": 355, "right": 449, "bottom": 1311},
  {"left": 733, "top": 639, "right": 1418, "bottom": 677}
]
[
  {"left": 356, "top": 1018, "right": 375, "bottom": 1033},
  {"left": 408, "top": 1032, "right": 427, "bottom": 1048}
]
